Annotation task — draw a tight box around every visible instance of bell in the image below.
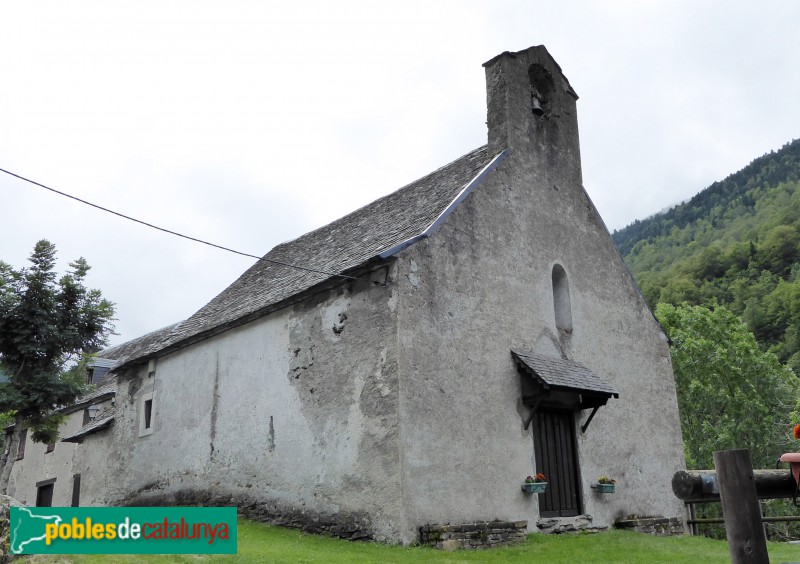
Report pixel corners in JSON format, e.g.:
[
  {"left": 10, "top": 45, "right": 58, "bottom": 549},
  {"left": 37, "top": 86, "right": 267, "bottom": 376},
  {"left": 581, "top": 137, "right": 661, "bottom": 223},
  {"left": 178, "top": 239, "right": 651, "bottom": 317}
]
[{"left": 531, "top": 95, "right": 545, "bottom": 117}]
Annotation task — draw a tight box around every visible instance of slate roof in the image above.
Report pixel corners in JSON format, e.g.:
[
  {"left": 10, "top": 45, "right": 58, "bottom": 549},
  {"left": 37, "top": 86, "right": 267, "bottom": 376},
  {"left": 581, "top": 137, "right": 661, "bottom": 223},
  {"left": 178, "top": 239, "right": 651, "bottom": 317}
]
[
  {"left": 77, "top": 375, "right": 116, "bottom": 405},
  {"left": 117, "top": 145, "right": 504, "bottom": 366},
  {"left": 90, "top": 357, "right": 117, "bottom": 369},
  {"left": 98, "top": 322, "right": 183, "bottom": 368},
  {"left": 58, "top": 370, "right": 120, "bottom": 439},
  {"left": 511, "top": 350, "right": 619, "bottom": 397},
  {"left": 61, "top": 415, "right": 114, "bottom": 443},
  {"left": 53, "top": 323, "right": 183, "bottom": 435}
]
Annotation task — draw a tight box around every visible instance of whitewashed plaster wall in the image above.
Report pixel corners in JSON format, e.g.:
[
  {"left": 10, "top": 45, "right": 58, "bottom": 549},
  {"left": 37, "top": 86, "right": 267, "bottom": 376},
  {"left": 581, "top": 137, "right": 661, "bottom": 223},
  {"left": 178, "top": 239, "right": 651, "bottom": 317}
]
[
  {"left": 393, "top": 48, "right": 685, "bottom": 542},
  {"left": 92, "top": 271, "right": 404, "bottom": 540}
]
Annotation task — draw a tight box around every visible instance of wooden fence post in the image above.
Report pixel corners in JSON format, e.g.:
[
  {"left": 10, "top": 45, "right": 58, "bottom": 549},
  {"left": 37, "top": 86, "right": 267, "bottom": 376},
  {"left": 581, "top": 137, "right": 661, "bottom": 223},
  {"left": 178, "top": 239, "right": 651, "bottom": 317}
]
[{"left": 713, "top": 449, "right": 769, "bottom": 564}]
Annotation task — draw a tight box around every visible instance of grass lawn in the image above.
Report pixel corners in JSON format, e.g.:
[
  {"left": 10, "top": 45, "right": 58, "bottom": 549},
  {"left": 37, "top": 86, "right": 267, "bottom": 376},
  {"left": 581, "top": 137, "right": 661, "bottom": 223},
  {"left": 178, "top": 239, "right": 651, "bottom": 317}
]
[{"left": 26, "top": 518, "right": 800, "bottom": 563}]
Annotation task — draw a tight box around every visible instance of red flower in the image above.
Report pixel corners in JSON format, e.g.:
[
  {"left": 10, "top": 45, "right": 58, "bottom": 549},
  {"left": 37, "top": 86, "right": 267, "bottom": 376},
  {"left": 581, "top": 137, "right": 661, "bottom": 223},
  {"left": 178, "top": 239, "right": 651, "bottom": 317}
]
[{"left": 793, "top": 424, "right": 800, "bottom": 439}]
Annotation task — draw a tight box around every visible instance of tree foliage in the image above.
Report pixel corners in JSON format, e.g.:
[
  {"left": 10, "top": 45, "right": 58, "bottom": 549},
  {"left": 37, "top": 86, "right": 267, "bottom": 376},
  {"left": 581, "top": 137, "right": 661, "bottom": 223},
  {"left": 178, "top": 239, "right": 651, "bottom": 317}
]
[
  {"left": 0, "top": 240, "right": 115, "bottom": 443},
  {"left": 613, "top": 138, "right": 800, "bottom": 374},
  {"left": 656, "top": 303, "right": 800, "bottom": 469},
  {"left": 611, "top": 143, "right": 800, "bottom": 536}
]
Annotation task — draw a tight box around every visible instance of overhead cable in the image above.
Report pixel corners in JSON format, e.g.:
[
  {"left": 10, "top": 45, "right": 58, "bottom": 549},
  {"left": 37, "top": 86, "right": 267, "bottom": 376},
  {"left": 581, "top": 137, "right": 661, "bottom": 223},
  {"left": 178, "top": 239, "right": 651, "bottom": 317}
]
[{"left": 0, "top": 167, "right": 359, "bottom": 281}]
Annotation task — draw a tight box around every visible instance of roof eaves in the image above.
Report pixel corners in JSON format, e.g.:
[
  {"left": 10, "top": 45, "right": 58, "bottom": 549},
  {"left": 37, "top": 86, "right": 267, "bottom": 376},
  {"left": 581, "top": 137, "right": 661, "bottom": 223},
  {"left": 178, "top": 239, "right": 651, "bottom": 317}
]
[
  {"left": 511, "top": 350, "right": 619, "bottom": 398},
  {"left": 379, "top": 148, "right": 509, "bottom": 258},
  {"left": 61, "top": 390, "right": 116, "bottom": 416},
  {"left": 114, "top": 256, "right": 389, "bottom": 370},
  {"left": 114, "top": 146, "right": 502, "bottom": 368},
  {"left": 61, "top": 415, "right": 114, "bottom": 443}
]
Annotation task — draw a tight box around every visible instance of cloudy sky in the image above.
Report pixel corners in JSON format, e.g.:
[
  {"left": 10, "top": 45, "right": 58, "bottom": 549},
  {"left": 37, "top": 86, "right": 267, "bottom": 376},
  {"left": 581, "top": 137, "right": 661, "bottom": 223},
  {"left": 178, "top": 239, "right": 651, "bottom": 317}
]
[{"left": 1, "top": 1, "right": 798, "bottom": 346}]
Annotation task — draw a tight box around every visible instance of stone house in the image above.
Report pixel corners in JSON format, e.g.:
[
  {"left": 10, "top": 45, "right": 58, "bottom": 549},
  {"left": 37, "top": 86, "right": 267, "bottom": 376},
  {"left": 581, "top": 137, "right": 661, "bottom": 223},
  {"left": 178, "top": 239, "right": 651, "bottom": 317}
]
[
  {"left": 6, "top": 45, "right": 686, "bottom": 543},
  {"left": 4, "top": 324, "right": 176, "bottom": 508}
]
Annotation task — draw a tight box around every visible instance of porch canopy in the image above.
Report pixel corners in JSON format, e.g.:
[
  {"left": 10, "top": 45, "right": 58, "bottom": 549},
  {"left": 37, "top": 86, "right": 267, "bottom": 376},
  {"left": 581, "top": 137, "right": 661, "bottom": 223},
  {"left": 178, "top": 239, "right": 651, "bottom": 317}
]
[{"left": 511, "top": 350, "right": 619, "bottom": 433}]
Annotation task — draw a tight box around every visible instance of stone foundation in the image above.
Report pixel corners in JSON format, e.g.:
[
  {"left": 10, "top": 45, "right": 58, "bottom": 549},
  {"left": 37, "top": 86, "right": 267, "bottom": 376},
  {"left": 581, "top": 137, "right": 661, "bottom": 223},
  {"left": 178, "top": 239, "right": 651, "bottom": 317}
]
[
  {"left": 419, "top": 520, "right": 528, "bottom": 550},
  {"left": 614, "top": 516, "right": 684, "bottom": 536},
  {"left": 119, "top": 488, "right": 376, "bottom": 541}
]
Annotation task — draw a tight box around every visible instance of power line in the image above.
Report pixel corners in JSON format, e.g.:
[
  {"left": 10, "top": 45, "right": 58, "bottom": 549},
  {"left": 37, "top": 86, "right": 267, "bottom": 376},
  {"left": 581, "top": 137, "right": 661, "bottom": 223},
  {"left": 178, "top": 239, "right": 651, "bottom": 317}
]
[{"left": 0, "top": 167, "right": 360, "bottom": 281}]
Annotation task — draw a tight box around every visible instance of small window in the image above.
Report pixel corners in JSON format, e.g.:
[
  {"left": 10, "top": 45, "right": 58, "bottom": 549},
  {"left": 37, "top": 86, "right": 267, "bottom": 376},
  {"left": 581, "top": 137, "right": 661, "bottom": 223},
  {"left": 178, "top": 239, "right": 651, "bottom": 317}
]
[
  {"left": 71, "top": 474, "right": 81, "bottom": 507},
  {"left": 139, "top": 392, "right": 155, "bottom": 437},
  {"left": 16, "top": 429, "right": 27, "bottom": 460},
  {"left": 87, "top": 366, "right": 110, "bottom": 385},
  {"left": 552, "top": 264, "right": 573, "bottom": 332}
]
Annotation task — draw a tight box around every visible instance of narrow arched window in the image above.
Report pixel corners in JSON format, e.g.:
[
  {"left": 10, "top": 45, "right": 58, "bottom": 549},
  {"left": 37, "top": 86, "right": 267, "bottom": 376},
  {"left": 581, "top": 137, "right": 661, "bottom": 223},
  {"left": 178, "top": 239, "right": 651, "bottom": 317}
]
[{"left": 552, "top": 264, "right": 573, "bottom": 332}]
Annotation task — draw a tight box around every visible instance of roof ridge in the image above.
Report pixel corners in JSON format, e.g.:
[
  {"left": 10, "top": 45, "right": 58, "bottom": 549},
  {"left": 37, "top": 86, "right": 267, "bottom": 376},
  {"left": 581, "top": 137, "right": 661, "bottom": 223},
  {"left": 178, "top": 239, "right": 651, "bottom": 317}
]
[{"left": 269, "top": 145, "right": 489, "bottom": 254}]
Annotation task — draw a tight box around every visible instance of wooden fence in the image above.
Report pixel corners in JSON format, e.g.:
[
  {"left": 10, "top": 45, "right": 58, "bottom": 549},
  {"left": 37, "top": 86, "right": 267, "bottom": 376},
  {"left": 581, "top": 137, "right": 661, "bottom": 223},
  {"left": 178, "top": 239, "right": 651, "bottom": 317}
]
[{"left": 672, "top": 449, "right": 800, "bottom": 564}]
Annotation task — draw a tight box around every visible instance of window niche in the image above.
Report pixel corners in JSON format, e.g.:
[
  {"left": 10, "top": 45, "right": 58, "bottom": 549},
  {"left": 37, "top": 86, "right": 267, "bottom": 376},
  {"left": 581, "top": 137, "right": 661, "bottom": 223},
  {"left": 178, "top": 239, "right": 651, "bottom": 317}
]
[
  {"left": 528, "top": 64, "right": 555, "bottom": 118},
  {"left": 552, "top": 264, "right": 573, "bottom": 332},
  {"left": 36, "top": 479, "right": 56, "bottom": 507},
  {"left": 138, "top": 392, "right": 154, "bottom": 437},
  {"left": 16, "top": 429, "right": 27, "bottom": 460},
  {"left": 71, "top": 474, "right": 81, "bottom": 507}
]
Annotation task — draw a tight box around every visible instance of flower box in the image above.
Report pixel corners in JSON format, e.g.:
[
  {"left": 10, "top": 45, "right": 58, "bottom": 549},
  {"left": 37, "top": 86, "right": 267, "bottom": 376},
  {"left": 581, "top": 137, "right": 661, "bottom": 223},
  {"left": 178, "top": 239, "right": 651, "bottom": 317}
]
[
  {"left": 592, "top": 483, "right": 615, "bottom": 494},
  {"left": 522, "top": 482, "right": 548, "bottom": 494}
]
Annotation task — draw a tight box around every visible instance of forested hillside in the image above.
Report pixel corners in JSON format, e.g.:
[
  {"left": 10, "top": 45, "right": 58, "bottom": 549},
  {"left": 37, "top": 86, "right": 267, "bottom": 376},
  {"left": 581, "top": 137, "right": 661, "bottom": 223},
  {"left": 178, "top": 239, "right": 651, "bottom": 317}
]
[{"left": 612, "top": 139, "right": 800, "bottom": 372}]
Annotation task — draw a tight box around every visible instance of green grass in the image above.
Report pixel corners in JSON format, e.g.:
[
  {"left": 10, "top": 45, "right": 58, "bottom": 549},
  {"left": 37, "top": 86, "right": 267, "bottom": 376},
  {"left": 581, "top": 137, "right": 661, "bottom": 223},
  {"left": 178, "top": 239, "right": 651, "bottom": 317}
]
[{"left": 26, "top": 518, "right": 800, "bottom": 563}]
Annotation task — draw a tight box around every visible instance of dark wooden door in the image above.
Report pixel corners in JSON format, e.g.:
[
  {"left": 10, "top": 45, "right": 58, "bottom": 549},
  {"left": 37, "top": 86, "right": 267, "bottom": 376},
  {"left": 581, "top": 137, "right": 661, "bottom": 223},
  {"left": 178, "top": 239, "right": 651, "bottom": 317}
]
[
  {"left": 533, "top": 409, "right": 582, "bottom": 517},
  {"left": 36, "top": 483, "right": 54, "bottom": 507}
]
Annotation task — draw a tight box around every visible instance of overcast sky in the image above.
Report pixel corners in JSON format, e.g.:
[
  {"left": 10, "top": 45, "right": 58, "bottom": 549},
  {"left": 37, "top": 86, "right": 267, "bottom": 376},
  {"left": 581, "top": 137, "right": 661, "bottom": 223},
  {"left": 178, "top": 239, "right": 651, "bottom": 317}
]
[{"left": 2, "top": 1, "right": 799, "bottom": 347}]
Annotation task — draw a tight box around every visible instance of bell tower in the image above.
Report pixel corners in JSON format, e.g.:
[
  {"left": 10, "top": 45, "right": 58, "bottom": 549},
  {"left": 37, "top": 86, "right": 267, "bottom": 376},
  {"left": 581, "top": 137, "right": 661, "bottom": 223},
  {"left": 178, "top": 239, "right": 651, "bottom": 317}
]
[{"left": 483, "top": 46, "right": 583, "bottom": 185}]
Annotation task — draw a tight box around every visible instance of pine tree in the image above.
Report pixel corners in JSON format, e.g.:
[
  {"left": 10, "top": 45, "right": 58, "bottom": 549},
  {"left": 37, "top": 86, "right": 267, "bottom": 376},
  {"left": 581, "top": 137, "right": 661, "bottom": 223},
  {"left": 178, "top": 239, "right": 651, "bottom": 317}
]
[{"left": 0, "top": 240, "right": 114, "bottom": 492}]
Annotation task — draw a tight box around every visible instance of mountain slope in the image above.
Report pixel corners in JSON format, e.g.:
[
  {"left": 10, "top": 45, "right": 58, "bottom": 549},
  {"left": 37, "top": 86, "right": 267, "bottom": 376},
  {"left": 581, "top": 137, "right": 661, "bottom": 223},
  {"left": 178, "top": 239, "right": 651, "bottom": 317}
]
[{"left": 612, "top": 138, "right": 800, "bottom": 372}]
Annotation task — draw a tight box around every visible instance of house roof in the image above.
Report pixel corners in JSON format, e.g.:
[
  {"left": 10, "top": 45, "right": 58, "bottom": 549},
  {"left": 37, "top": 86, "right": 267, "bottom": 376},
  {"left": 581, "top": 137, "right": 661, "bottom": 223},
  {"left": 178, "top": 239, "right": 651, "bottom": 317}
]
[
  {"left": 61, "top": 379, "right": 118, "bottom": 440},
  {"left": 61, "top": 415, "right": 114, "bottom": 443},
  {"left": 55, "top": 374, "right": 116, "bottom": 417},
  {"left": 119, "top": 145, "right": 506, "bottom": 367},
  {"left": 511, "top": 350, "right": 619, "bottom": 398},
  {"left": 79, "top": 375, "right": 116, "bottom": 404},
  {"left": 51, "top": 323, "right": 182, "bottom": 420},
  {"left": 98, "top": 322, "right": 183, "bottom": 369},
  {"left": 90, "top": 357, "right": 117, "bottom": 369}
]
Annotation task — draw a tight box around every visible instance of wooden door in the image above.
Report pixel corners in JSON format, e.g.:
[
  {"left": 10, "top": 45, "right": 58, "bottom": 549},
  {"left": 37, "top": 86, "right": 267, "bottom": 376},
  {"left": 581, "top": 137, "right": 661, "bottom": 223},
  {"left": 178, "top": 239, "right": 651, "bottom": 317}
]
[
  {"left": 533, "top": 409, "right": 582, "bottom": 517},
  {"left": 36, "top": 483, "right": 54, "bottom": 507}
]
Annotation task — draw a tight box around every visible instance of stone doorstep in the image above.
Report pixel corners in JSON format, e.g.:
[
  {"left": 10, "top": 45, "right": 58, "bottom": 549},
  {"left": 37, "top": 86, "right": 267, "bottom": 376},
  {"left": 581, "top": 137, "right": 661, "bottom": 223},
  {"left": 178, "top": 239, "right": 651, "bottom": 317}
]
[{"left": 536, "top": 514, "right": 608, "bottom": 535}]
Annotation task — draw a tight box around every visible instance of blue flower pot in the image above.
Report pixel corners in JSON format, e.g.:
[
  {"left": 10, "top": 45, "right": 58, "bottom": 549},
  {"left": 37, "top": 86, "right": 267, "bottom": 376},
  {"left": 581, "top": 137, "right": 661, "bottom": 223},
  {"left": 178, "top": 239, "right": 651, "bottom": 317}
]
[
  {"left": 593, "top": 483, "right": 615, "bottom": 493},
  {"left": 522, "top": 482, "right": 548, "bottom": 494}
]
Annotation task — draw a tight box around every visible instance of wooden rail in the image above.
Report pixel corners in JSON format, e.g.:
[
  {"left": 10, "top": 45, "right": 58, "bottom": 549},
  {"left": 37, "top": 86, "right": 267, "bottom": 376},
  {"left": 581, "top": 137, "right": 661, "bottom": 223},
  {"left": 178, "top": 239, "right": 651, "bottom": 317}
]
[
  {"left": 672, "top": 450, "right": 800, "bottom": 563},
  {"left": 672, "top": 468, "right": 796, "bottom": 502}
]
